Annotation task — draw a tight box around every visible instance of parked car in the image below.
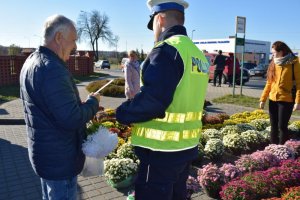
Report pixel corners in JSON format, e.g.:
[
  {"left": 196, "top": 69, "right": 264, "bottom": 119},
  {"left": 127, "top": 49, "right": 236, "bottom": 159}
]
[
  {"left": 249, "top": 64, "right": 268, "bottom": 77},
  {"left": 242, "top": 62, "right": 257, "bottom": 70},
  {"left": 206, "top": 53, "right": 250, "bottom": 85},
  {"left": 95, "top": 60, "right": 110, "bottom": 69}
]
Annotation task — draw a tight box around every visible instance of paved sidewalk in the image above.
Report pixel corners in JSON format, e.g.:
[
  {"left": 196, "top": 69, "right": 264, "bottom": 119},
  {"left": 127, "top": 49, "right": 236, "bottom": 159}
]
[{"left": 1, "top": 76, "right": 299, "bottom": 199}]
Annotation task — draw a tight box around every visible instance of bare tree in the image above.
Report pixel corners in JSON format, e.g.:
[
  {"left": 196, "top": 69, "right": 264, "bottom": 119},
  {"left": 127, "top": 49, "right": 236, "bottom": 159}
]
[{"left": 77, "top": 10, "right": 117, "bottom": 61}]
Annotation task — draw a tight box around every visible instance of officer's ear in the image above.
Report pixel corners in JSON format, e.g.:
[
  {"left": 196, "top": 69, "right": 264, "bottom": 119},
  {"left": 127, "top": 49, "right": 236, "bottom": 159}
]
[{"left": 157, "top": 13, "right": 166, "bottom": 27}]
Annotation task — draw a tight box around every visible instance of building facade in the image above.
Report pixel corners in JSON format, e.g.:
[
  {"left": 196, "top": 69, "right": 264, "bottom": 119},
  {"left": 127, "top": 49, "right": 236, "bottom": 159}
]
[{"left": 193, "top": 38, "right": 271, "bottom": 65}]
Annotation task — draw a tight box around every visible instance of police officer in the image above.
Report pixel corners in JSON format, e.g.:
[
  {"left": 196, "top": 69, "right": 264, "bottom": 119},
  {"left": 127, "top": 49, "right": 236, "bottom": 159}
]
[{"left": 116, "top": 0, "right": 209, "bottom": 199}]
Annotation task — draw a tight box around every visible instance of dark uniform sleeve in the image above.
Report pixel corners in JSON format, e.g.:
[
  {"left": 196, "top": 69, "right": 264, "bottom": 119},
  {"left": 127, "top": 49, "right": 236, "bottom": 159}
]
[{"left": 116, "top": 43, "right": 184, "bottom": 125}]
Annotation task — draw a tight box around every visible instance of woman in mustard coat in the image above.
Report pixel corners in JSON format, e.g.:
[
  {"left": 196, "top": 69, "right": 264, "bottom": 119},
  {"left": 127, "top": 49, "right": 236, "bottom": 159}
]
[{"left": 259, "top": 41, "right": 300, "bottom": 144}]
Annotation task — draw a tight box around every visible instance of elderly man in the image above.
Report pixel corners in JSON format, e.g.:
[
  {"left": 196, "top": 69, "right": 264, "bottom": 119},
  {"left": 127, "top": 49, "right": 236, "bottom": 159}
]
[
  {"left": 20, "top": 15, "right": 100, "bottom": 199},
  {"left": 116, "top": 0, "right": 209, "bottom": 199}
]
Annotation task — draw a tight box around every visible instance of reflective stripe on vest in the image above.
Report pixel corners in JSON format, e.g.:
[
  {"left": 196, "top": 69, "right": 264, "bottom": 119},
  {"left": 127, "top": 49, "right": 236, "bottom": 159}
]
[
  {"left": 131, "top": 35, "right": 209, "bottom": 152},
  {"left": 154, "top": 111, "right": 202, "bottom": 123}
]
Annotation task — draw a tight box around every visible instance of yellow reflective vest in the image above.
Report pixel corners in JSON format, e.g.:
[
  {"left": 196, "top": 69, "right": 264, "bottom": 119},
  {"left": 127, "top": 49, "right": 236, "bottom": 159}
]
[{"left": 131, "top": 35, "right": 209, "bottom": 151}]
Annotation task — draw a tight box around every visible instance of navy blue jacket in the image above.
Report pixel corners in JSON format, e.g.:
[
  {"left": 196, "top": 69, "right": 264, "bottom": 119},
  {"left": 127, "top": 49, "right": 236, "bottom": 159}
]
[
  {"left": 20, "top": 47, "right": 99, "bottom": 180},
  {"left": 116, "top": 26, "right": 198, "bottom": 163}
]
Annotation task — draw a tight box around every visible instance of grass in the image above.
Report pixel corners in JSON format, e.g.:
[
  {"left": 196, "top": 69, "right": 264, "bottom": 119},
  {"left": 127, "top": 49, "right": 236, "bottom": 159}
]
[
  {"left": 212, "top": 94, "right": 264, "bottom": 108},
  {"left": 0, "top": 85, "right": 20, "bottom": 104},
  {"left": 212, "top": 94, "right": 300, "bottom": 116}
]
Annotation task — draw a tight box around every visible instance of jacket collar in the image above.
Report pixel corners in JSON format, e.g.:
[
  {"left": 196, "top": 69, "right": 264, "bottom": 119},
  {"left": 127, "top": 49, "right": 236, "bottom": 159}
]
[
  {"left": 158, "top": 25, "right": 187, "bottom": 42},
  {"left": 38, "top": 46, "right": 66, "bottom": 65}
]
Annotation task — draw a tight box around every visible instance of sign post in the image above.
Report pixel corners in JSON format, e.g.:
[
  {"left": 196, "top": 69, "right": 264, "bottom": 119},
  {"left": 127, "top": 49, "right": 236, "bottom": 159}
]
[{"left": 233, "top": 16, "right": 246, "bottom": 97}]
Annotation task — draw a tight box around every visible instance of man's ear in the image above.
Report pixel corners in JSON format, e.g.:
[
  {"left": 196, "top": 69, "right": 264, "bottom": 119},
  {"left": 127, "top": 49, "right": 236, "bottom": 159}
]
[{"left": 54, "top": 32, "right": 63, "bottom": 44}]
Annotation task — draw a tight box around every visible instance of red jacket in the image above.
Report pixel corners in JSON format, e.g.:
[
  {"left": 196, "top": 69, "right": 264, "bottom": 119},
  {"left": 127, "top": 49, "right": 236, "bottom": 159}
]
[{"left": 226, "top": 56, "right": 240, "bottom": 75}]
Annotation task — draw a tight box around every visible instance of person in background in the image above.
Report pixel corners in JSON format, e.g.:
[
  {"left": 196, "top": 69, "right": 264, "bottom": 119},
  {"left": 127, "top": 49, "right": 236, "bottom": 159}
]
[
  {"left": 259, "top": 41, "right": 300, "bottom": 144},
  {"left": 19, "top": 14, "right": 100, "bottom": 199},
  {"left": 124, "top": 50, "right": 140, "bottom": 100},
  {"left": 226, "top": 52, "right": 240, "bottom": 87},
  {"left": 213, "top": 50, "right": 226, "bottom": 87},
  {"left": 116, "top": 0, "right": 209, "bottom": 199}
]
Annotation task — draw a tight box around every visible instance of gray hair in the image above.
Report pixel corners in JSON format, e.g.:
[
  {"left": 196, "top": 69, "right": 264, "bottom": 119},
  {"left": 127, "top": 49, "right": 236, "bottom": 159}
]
[{"left": 43, "top": 14, "right": 75, "bottom": 45}]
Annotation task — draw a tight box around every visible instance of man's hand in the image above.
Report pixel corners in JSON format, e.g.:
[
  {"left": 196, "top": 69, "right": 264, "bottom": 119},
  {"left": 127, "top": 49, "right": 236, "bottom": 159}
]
[
  {"left": 293, "top": 104, "right": 300, "bottom": 111},
  {"left": 259, "top": 102, "right": 265, "bottom": 109}
]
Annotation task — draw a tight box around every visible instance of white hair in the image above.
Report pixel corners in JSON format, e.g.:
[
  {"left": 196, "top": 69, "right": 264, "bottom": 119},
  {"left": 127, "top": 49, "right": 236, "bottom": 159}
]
[{"left": 42, "top": 14, "right": 75, "bottom": 45}]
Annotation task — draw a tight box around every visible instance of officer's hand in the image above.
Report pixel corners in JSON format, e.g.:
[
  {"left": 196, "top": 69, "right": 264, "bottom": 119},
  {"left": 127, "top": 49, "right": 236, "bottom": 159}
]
[
  {"left": 293, "top": 104, "right": 300, "bottom": 111},
  {"left": 90, "top": 93, "right": 100, "bottom": 102},
  {"left": 259, "top": 102, "right": 265, "bottom": 109}
]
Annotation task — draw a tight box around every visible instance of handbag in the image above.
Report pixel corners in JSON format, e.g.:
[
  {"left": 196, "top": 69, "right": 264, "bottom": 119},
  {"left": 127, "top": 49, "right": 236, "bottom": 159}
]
[{"left": 291, "top": 64, "right": 296, "bottom": 101}]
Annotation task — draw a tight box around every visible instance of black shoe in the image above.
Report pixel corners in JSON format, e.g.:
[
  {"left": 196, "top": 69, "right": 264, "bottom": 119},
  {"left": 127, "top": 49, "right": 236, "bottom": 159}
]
[
  {"left": 212, "top": 84, "right": 216, "bottom": 87},
  {"left": 217, "top": 85, "right": 221, "bottom": 87}
]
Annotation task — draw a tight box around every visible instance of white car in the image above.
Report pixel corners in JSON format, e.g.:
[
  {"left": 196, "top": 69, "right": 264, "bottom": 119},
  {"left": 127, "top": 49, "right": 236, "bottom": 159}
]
[{"left": 95, "top": 60, "right": 110, "bottom": 69}]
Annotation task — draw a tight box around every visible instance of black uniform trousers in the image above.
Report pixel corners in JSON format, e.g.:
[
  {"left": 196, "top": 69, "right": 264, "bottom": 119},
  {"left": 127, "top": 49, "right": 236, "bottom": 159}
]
[{"left": 134, "top": 146, "right": 196, "bottom": 200}]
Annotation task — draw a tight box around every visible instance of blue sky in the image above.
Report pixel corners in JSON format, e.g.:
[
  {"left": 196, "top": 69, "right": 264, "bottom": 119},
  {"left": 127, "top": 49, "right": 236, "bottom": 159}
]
[{"left": 1, "top": 0, "right": 300, "bottom": 53}]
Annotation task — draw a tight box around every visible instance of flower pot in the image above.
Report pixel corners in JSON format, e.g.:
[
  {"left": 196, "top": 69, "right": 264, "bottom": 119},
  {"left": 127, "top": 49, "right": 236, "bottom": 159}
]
[
  {"left": 107, "top": 174, "right": 136, "bottom": 189},
  {"left": 203, "top": 187, "right": 221, "bottom": 199}
]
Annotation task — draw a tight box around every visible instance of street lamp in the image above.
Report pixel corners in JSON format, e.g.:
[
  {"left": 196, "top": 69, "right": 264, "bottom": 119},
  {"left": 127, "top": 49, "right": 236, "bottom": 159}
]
[{"left": 191, "top": 30, "right": 195, "bottom": 40}]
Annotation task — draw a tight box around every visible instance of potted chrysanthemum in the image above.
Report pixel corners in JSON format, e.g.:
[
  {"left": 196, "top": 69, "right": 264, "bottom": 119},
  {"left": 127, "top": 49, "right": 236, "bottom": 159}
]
[
  {"left": 197, "top": 163, "right": 224, "bottom": 199},
  {"left": 104, "top": 158, "right": 138, "bottom": 189},
  {"left": 204, "top": 138, "right": 224, "bottom": 160}
]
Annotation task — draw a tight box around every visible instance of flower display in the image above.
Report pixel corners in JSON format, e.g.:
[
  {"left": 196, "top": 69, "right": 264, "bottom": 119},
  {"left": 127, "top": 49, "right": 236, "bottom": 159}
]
[
  {"left": 258, "top": 130, "right": 271, "bottom": 142},
  {"left": 186, "top": 176, "right": 200, "bottom": 200},
  {"left": 202, "top": 128, "right": 222, "bottom": 139},
  {"left": 116, "top": 143, "right": 138, "bottom": 162},
  {"left": 235, "top": 154, "right": 263, "bottom": 173},
  {"left": 226, "top": 110, "right": 269, "bottom": 125},
  {"left": 204, "top": 139, "right": 224, "bottom": 159},
  {"left": 219, "top": 163, "right": 240, "bottom": 183},
  {"left": 101, "top": 121, "right": 115, "bottom": 129},
  {"left": 285, "top": 140, "right": 300, "bottom": 157},
  {"left": 264, "top": 144, "right": 295, "bottom": 160},
  {"left": 250, "top": 119, "right": 270, "bottom": 131},
  {"left": 197, "top": 163, "right": 224, "bottom": 191},
  {"left": 288, "top": 123, "right": 299, "bottom": 132},
  {"left": 223, "top": 133, "right": 247, "bottom": 154},
  {"left": 241, "top": 171, "right": 276, "bottom": 199},
  {"left": 281, "top": 186, "right": 300, "bottom": 199},
  {"left": 289, "top": 120, "right": 300, "bottom": 131},
  {"left": 250, "top": 150, "right": 280, "bottom": 170},
  {"left": 220, "top": 179, "right": 255, "bottom": 200},
  {"left": 236, "top": 123, "right": 256, "bottom": 132},
  {"left": 221, "top": 158, "right": 300, "bottom": 200},
  {"left": 104, "top": 158, "right": 138, "bottom": 183},
  {"left": 240, "top": 130, "right": 261, "bottom": 151},
  {"left": 220, "top": 125, "right": 240, "bottom": 136}
]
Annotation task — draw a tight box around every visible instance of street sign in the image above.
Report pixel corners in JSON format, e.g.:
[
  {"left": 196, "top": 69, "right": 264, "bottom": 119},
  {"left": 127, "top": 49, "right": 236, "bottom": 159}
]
[
  {"left": 236, "top": 37, "right": 245, "bottom": 46},
  {"left": 236, "top": 16, "right": 246, "bottom": 33}
]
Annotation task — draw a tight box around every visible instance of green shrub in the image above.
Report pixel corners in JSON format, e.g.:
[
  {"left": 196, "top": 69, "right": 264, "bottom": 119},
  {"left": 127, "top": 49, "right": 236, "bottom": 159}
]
[{"left": 86, "top": 79, "right": 125, "bottom": 97}]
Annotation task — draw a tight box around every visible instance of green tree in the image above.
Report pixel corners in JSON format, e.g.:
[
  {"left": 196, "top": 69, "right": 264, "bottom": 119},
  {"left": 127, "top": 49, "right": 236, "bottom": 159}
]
[
  {"left": 8, "top": 44, "right": 21, "bottom": 55},
  {"left": 77, "top": 10, "right": 118, "bottom": 61}
]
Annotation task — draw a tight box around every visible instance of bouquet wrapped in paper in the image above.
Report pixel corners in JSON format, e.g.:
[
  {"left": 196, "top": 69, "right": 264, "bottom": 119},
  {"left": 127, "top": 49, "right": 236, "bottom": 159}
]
[{"left": 81, "top": 127, "right": 118, "bottom": 177}]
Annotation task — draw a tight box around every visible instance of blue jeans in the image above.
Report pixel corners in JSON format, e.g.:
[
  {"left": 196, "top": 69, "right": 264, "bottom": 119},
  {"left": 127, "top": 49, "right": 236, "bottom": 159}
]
[{"left": 40, "top": 176, "right": 77, "bottom": 200}]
